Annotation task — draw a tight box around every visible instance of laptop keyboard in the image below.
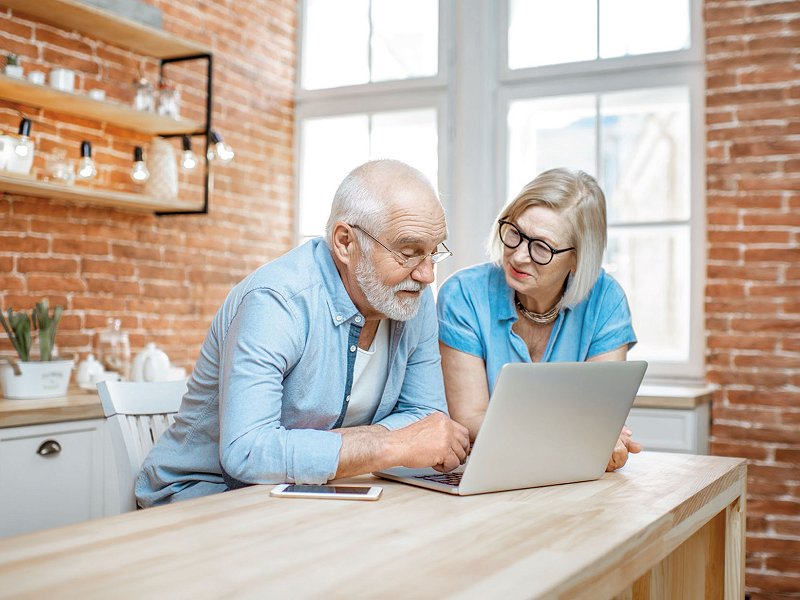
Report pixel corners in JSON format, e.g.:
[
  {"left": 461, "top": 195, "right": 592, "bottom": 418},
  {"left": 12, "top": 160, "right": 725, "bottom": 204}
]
[{"left": 414, "top": 472, "right": 463, "bottom": 486}]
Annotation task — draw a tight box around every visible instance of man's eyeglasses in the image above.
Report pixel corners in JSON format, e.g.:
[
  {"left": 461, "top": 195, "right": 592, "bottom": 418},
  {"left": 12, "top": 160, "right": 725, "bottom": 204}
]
[
  {"left": 497, "top": 220, "right": 575, "bottom": 266},
  {"left": 349, "top": 224, "right": 452, "bottom": 270}
]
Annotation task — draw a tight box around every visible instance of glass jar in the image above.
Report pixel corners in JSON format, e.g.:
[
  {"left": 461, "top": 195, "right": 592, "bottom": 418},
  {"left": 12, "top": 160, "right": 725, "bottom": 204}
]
[
  {"left": 96, "top": 318, "right": 131, "bottom": 380},
  {"left": 133, "top": 77, "right": 155, "bottom": 112},
  {"left": 157, "top": 84, "right": 180, "bottom": 119}
]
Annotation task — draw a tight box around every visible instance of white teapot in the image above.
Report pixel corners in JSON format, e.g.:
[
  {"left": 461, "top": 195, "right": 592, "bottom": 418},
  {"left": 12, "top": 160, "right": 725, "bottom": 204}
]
[
  {"left": 76, "top": 353, "right": 104, "bottom": 388},
  {"left": 131, "top": 342, "right": 170, "bottom": 382}
]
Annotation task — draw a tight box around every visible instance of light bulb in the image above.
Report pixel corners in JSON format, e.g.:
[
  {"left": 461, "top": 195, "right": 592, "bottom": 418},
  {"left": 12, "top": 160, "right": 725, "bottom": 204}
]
[
  {"left": 77, "top": 141, "right": 97, "bottom": 180},
  {"left": 180, "top": 134, "right": 197, "bottom": 170},
  {"left": 207, "top": 130, "right": 234, "bottom": 163},
  {"left": 130, "top": 146, "right": 149, "bottom": 183},
  {"left": 14, "top": 118, "right": 32, "bottom": 157}
]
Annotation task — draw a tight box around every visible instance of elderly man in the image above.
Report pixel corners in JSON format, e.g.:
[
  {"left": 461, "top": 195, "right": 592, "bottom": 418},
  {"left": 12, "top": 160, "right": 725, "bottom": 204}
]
[{"left": 137, "top": 159, "right": 470, "bottom": 506}]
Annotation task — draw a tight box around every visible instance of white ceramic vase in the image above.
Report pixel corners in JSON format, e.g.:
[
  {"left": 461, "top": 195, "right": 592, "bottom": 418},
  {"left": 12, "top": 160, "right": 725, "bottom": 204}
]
[{"left": 144, "top": 138, "right": 178, "bottom": 200}]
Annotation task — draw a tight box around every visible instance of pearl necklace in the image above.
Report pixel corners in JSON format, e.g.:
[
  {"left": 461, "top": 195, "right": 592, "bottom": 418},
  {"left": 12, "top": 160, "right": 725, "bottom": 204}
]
[{"left": 515, "top": 295, "right": 560, "bottom": 325}]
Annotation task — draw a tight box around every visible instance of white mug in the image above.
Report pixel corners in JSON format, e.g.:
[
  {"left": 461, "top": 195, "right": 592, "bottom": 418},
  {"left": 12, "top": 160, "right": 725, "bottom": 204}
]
[
  {"left": 49, "top": 68, "right": 75, "bottom": 92},
  {"left": 28, "top": 71, "right": 45, "bottom": 85}
]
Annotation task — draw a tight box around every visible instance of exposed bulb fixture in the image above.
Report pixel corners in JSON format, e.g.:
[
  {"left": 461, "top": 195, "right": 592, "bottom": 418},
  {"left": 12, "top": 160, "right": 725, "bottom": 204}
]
[
  {"left": 207, "top": 130, "right": 234, "bottom": 163},
  {"left": 130, "top": 146, "right": 149, "bottom": 183},
  {"left": 14, "top": 118, "right": 32, "bottom": 157},
  {"left": 180, "top": 134, "right": 197, "bottom": 170},
  {"left": 77, "top": 140, "right": 97, "bottom": 180}
]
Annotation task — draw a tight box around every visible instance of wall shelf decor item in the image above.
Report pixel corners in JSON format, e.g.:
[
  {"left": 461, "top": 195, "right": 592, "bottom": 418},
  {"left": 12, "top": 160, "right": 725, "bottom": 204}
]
[{"left": 0, "top": 0, "right": 214, "bottom": 215}]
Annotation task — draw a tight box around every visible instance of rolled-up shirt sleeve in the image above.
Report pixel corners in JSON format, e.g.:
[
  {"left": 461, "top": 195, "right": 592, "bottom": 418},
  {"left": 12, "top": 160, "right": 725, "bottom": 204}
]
[
  {"left": 375, "top": 290, "right": 448, "bottom": 431},
  {"left": 218, "top": 288, "right": 341, "bottom": 484}
]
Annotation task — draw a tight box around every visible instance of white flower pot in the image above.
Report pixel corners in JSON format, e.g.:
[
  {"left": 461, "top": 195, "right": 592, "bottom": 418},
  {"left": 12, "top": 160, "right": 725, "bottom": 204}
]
[
  {"left": 4, "top": 65, "right": 23, "bottom": 79},
  {"left": 0, "top": 360, "right": 73, "bottom": 399}
]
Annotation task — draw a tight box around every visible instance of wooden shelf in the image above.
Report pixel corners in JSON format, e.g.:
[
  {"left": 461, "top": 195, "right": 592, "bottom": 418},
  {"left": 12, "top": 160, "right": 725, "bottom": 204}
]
[
  {"left": 0, "top": 74, "right": 202, "bottom": 135},
  {"left": 0, "top": 0, "right": 211, "bottom": 59},
  {"left": 0, "top": 172, "right": 203, "bottom": 213}
]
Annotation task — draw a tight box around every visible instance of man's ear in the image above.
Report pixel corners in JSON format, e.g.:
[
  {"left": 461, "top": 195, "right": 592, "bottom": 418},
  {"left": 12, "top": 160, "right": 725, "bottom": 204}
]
[{"left": 330, "top": 222, "right": 355, "bottom": 266}]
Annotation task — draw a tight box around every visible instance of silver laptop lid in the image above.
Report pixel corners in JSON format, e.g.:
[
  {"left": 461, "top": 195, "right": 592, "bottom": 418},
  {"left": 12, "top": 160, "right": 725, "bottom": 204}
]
[{"left": 458, "top": 361, "right": 647, "bottom": 494}]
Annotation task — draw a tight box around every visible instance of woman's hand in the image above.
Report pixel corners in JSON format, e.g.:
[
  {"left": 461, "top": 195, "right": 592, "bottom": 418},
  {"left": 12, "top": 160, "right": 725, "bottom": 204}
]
[{"left": 606, "top": 426, "right": 642, "bottom": 472}]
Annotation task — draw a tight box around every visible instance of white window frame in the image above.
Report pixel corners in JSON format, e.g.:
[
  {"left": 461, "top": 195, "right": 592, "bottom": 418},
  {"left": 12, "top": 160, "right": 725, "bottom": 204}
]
[
  {"left": 295, "top": 1, "right": 453, "bottom": 251},
  {"left": 492, "top": 0, "right": 706, "bottom": 383},
  {"left": 295, "top": 0, "right": 706, "bottom": 382}
]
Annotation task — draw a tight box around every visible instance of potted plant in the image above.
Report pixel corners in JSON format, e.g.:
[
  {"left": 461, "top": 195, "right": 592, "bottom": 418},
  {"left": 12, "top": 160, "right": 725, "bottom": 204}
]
[
  {"left": 0, "top": 299, "right": 73, "bottom": 399},
  {"left": 4, "top": 54, "right": 23, "bottom": 79}
]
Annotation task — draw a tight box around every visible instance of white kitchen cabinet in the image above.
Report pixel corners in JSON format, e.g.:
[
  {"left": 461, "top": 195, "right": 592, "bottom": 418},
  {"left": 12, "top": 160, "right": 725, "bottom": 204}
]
[
  {"left": 628, "top": 386, "right": 712, "bottom": 454},
  {"left": 0, "top": 419, "right": 105, "bottom": 537}
]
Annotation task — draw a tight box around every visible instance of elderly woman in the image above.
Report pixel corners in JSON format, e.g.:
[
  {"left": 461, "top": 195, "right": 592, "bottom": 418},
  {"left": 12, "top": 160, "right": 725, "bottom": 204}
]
[{"left": 438, "top": 168, "right": 640, "bottom": 471}]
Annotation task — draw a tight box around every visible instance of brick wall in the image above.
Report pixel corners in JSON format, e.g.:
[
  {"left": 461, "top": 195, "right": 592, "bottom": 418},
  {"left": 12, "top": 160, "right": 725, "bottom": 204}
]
[
  {"left": 705, "top": 1, "right": 800, "bottom": 597},
  {"left": 0, "top": 1, "right": 296, "bottom": 370}
]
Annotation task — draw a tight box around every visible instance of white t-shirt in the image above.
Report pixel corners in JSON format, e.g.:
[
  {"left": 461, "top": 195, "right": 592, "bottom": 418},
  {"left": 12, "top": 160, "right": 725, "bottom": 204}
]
[{"left": 342, "top": 320, "right": 390, "bottom": 427}]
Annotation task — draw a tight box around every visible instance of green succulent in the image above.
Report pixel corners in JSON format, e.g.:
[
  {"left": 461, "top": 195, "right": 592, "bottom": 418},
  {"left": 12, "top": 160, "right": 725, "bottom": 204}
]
[
  {"left": 6, "top": 53, "right": 18, "bottom": 67},
  {"left": 0, "top": 299, "right": 63, "bottom": 362}
]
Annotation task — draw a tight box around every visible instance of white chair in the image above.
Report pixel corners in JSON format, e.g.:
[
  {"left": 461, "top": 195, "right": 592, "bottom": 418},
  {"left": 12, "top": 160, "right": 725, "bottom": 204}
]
[{"left": 97, "top": 380, "right": 187, "bottom": 514}]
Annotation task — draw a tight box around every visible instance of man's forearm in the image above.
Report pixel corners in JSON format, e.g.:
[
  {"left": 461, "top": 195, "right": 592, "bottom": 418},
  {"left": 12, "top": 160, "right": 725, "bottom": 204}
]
[{"left": 331, "top": 424, "right": 403, "bottom": 479}]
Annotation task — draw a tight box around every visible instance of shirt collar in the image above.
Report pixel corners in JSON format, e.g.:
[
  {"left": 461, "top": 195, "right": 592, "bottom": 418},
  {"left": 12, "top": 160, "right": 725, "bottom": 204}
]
[{"left": 313, "top": 238, "right": 364, "bottom": 327}]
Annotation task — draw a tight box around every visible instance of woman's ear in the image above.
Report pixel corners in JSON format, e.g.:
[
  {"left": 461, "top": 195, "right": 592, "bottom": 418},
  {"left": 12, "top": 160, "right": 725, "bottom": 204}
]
[{"left": 330, "top": 222, "right": 354, "bottom": 265}]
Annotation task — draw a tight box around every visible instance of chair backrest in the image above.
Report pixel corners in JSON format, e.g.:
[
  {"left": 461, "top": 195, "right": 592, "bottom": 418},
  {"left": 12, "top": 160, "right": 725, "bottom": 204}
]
[{"left": 97, "top": 380, "right": 187, "bottom": 514}]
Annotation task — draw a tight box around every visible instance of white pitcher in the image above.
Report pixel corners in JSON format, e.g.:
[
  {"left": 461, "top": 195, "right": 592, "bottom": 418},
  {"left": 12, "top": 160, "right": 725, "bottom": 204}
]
[{"left": 131, "top": 343, "right": 170, "bottom": 382}]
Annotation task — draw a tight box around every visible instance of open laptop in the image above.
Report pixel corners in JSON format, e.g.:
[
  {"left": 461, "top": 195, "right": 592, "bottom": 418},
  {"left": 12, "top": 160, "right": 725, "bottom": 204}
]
[{"left": 375, "top": 360, "right": 647, "bottom": 495}]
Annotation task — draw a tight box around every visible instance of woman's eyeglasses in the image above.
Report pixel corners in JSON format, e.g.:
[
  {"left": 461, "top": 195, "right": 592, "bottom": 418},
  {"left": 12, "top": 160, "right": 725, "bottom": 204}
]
[{"left": 497, "top": 220, "right": 575, "bottom": 266}]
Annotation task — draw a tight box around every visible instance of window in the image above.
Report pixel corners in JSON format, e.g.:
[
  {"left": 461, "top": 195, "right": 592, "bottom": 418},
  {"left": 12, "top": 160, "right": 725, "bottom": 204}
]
[
  {"left": 297, "top": 0, "right": 444, "bottom": 242},
  {"left": 298, "top": 108, "right": 438, "bottom": 243},
  {"left": 297, "top": 1, "right": 704, "bottom": 381},
  {"left": 500, "top": 0, "right": 704, "bottom": 379}
]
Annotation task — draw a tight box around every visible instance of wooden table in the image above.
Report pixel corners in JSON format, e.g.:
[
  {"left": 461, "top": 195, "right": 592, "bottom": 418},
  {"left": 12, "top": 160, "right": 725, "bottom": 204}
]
[{"left": 0, "top": 452, "right": 745, "bottom": 599}]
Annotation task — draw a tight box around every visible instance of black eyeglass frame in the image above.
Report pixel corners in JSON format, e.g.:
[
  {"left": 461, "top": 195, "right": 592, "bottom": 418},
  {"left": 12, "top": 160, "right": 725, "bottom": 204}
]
[
  {"left": 349, "top": 223, "right": 452, "bottom": 270},
  {"left": 497, "top": 219, "right": 576, "bottom": 266}
]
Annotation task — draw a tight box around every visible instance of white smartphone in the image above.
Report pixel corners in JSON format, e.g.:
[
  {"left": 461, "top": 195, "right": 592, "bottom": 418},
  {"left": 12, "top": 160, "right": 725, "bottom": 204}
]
[{"left": 270, "top": 483, "right": 383, "bottom": 501}]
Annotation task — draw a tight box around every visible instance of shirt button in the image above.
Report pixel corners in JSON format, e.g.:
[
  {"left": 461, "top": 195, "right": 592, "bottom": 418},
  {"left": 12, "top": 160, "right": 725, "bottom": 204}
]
[
  {"left": 345, "top": 395, "right": 351, "bottom": 403},
  {"left": 350, "top": 345, "right": 356, "bottom": 352},
  {"left": 355, "top": 316, "right": 362, "bottom": 323},
  {"left": 335, "top": 315, "right": 342, "bottom": 322}
]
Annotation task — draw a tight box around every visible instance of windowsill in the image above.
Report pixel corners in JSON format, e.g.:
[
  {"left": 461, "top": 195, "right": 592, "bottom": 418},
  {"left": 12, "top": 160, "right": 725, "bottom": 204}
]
[{"left": 633, "top": 384, "right": 713, "bottom": 409}]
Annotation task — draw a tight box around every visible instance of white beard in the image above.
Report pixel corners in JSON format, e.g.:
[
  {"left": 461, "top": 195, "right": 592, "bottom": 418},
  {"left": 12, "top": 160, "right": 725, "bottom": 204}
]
[{"left": 355, "top": 257, "right": 425, "bottom": 321}]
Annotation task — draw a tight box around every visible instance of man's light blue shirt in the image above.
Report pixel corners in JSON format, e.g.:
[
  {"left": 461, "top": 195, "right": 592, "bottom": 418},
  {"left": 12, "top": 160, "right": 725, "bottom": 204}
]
[
  {"left": 437, "top": 263, "right": 637, "bottom": 393},
  {"left": 136, "top": 238, "right": 446, "bottom": 507}
]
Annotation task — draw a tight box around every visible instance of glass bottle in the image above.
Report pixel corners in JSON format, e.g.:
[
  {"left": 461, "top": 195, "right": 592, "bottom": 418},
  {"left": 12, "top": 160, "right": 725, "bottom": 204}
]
[
  {"left": 133, "top": 77, "right": 155, "bottom": 112},
  {"left": 157, "top": 83, "right": 180, "bottom": 119},
  {"left": 96, "top": 318, "right": 131, "bottom": 380}
]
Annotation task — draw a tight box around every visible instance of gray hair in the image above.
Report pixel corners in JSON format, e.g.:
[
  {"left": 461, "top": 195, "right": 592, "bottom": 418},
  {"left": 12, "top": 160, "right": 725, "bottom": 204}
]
[
  {"left": 324, "top": 159, "right": 437, "bottom": 251},
  {"left": 486, "top": 168, "right": 607, "bottom": 309}
]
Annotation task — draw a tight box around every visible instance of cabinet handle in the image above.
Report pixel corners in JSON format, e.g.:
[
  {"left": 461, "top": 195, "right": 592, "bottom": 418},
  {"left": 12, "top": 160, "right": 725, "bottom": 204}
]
[{"left": 36, "top": 440, "right": 62, "bottom": 456}]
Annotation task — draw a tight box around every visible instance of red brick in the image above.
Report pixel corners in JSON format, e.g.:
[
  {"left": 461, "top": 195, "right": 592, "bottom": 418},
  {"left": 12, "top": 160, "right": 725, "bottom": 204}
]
[
  {"left": 17, "top": 257, "right": 78, "bottom": 274},
  {"left": 772, "top": 520, "right": 800, "bottom": 538},
  {"left": 713, "top": 424, "right": 797, "bottom": 444}
]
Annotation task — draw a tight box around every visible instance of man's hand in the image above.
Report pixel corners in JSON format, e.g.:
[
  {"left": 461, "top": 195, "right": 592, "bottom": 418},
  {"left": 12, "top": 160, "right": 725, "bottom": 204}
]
[
  {"left": 393, "top": 412, "right": 470, "bottom": 473},
  {"left": 605, "top": 426, "right": 642, "bottom": 472}
]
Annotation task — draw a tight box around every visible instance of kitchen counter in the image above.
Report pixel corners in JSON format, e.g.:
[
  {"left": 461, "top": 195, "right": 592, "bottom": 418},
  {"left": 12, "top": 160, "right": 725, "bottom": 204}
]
[
  {"left": 0, "top": 452, "right": 745, "bottom": 598},
  {"left": 0, "top": 387, "right": 103, "bottom": 428},
  {"left": 0, "top": 384, "right": 711, "bottom": 429}
]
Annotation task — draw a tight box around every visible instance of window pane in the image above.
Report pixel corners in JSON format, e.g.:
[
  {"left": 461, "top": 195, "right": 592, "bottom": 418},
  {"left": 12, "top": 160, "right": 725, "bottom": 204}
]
[
  {"left": 508, "top": 0, "right": 596, "bottom": 69},
  {"left": 371, "top": 0, "right": 438, "bottom": 82},
  {"left": 302, "top": 0, "right": 369, "bottom": 89},
  {"left": 299, "top": 109, "right": 438, "bottom": 239},
  {"left": 599, "top": 0, "right": 690, "bottom": 59},
  {"left": 299, "top": 115, "right": 370, "bottom": 238},
  {"left": 600, "top": 87, "right": 690, "bottom": 224},
  {"left": 371, "top": 109, "right": 438, "bottom": 189},
  {"left": 605, "top": 225, "right": 690, "bottom": 362},
  {"left": 507, "top": 95, "right": 596, "bottom": 199}
]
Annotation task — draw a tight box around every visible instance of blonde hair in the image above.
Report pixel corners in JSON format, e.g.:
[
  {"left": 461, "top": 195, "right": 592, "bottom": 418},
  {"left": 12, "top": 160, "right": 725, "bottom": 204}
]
[{"left": 487, "top": 168, "right": 607, "bottom": 308}]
